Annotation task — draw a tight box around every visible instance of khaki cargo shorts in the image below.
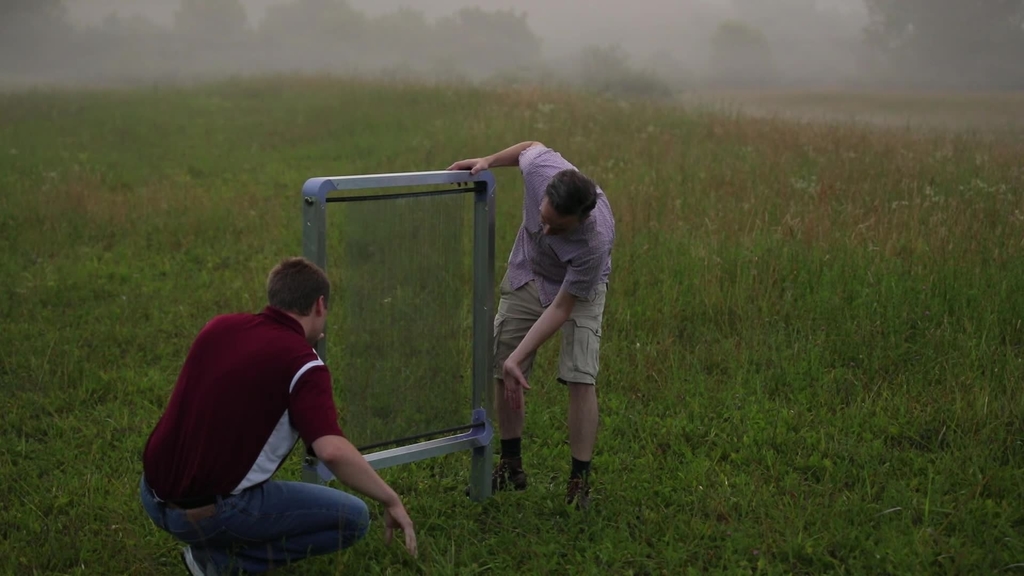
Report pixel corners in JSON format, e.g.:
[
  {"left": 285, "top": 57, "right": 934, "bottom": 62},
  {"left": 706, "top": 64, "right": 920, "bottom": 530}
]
[{"left": 492, "top": 273, "right": 607, "bottom": 386}]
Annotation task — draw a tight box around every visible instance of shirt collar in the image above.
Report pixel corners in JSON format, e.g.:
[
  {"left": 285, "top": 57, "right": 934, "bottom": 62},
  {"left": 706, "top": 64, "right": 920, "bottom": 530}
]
[{"left": 261, "top": 305, "right": 306, "bottom": 337}]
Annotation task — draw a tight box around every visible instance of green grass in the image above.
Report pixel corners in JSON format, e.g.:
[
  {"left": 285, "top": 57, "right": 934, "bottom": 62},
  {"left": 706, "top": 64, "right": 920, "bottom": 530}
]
[
  {"left": 678, "top": 89, "right": 1024, "bottom": 134},
  {"left": 1, "top": 76, "right": 1023, "bottom": 574}
]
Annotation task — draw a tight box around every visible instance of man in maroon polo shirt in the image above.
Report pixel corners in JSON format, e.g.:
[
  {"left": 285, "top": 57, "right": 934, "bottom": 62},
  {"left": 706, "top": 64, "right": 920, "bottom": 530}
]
[{"left": 140, "top": 257, "right": 416, "bottom": 575}]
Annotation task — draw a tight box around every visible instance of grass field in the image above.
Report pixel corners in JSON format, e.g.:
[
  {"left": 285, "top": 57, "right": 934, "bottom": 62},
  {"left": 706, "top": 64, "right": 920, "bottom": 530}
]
[
  {"left": 679, "top": 89, "right": 1024, "bottom": 134},
  {"left": 2, "top": 76, "right": 1023, "bottom": 574}
]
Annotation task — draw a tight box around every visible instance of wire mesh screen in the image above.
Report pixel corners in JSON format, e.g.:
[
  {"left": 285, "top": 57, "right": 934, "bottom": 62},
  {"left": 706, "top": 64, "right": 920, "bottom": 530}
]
[{"left": 325, "top": 190, "right": 476, "bottom": 451}]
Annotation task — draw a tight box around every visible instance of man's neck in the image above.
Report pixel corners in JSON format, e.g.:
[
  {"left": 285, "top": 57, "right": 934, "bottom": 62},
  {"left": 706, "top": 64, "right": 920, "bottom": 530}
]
[{"left": 284, "top": 311, "right": 313, "bottom": 341}]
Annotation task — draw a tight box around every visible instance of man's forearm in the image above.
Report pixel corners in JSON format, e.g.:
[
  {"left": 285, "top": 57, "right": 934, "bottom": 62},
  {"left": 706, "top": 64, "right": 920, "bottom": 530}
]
[
  {"left": 314, "top": 435, "right": 400, "bottom": 506},
  {"left": 509, "top": 292, "right": 574, "bottom": 364},
  {"left": 485, "top": 141, "right": 541, "bottom": 168}
]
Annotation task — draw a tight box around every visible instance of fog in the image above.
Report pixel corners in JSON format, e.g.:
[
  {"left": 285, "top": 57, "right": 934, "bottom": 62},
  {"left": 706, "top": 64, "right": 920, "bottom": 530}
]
[
  {"left": 3, "top": 0, "right": 1021, "bottom": 93},
  {"left": 64, "top": 0, "right": 868, "bottom": 57}
]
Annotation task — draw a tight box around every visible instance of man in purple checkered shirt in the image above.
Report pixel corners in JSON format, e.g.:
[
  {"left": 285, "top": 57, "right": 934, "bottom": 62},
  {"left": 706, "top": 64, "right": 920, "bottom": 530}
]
[{"left": 448, "top": 141, "right": 615, "bottom": 509}]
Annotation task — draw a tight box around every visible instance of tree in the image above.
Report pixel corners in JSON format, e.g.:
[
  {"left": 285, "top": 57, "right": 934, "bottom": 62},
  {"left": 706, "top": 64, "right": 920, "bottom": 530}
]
[
  {"left": 727, "top": 0, "right": 866, "bottom": 87},
  {"left": 0, "top": 0, "right": 72, "bottom": 76},
  {"left": 708, "top": 20, "right": 777, "bottom": 88},
  {"left": 863, "top": 0, "right": 1024, "bottom": 89},
  {"left": 171, "top": 0, "right": 252, "bottom": 75},
  {"left": 367, "top": 8, "right": 433, "bottom": 72},
  {"left": 431, "top": 8, "right": 544, "bottom": 80},
  {"left": 259, "top": 0, "right": 366, "bottom": 40},
  {"left": 0, "top": 0, "right": 65, "bottom": 27},
  {"left": 574, "top": 44, "right": 674, "bottom": 99},
  {"left": 174, "top": 0, "right": 249, "bottom": 42}
]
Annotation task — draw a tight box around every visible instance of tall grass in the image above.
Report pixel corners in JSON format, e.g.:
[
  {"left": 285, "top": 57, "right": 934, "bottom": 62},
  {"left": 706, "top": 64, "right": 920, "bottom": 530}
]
[{"left": 1, "top": 77, "right": 1022, "bottom": 574}]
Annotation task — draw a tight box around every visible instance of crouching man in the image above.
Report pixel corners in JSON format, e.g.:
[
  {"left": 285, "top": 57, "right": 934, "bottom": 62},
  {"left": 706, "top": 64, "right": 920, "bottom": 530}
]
[{"left": 139, "top": 257, "right": 416, "bottom": 575}]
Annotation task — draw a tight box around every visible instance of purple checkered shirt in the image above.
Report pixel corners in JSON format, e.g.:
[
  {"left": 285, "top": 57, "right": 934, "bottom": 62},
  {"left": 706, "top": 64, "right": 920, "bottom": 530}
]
[{"left": 505, "top": 145, "right": 615, "bottom": 307}]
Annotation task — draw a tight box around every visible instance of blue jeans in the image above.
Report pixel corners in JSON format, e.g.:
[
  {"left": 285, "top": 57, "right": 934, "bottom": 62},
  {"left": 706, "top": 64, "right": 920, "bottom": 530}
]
[{"left": 140, "top": 475, "right": 370, "bottom": 574}]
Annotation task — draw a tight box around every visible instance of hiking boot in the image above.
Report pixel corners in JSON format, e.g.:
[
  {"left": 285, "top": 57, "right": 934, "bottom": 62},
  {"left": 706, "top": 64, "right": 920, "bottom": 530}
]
[
  {"left": 464, "top": 457, "right": 527, "bottom": 497},
  {"left": 565, "top": 476, "right": 591, "bottom": 510},
  {"left": 492, "top": 457, "right": 528, "bottom": 492}
]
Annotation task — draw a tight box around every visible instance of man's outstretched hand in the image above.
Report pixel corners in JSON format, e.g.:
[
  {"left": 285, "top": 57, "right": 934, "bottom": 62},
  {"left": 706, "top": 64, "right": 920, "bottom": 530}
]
[
  {"left": 383, "top": 501, "right": 417, "bottom": 557},
  {"left": 502, "top": 358, "right": 531, "bottom": 410},
  {"left": 446, "top": 158, "right": 490, "bottom": 175}
]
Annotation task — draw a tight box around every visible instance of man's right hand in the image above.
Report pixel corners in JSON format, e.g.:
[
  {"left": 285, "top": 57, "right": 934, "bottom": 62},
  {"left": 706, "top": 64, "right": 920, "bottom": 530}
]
[
  {"left": 502, "top": 357, "right": 531, "bottom": 410},
  {"left": 383, "top": 500, "right": 417, "bottom": 557},
  {"left": 312, "top": 435, "right": 419, "bottom": 556},
  {"left": 446, "top": 157, "right": 490, "bottom": 175}
]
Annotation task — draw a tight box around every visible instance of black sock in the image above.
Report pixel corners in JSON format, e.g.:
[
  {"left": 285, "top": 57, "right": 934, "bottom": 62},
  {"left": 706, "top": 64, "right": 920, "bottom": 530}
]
[
  {"left": 570, "top": 457, "right": 591, "bottom": 480},
  {"left": 501, "top": 438, "right": 521, "bottom": 460}
]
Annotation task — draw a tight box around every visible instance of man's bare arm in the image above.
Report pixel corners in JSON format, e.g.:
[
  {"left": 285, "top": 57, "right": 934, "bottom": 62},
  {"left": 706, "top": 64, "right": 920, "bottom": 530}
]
[
  {"left": 312, "top": 435, "right": 400, "bottom": 505},
  {"left": 507, "top": 286, "right": 576, "bottom": 366},
  {"left": 500, "top": 287, "right": 577, "bottom": 409},
  {"left": 483, "top": 141, "right": 544, "bottom": 168},
  {"left": 311, "top": 434, "right": 418, "bottom": 555},
  {"left": 446, "top": 141, "right": 543, "bottom": 174}
]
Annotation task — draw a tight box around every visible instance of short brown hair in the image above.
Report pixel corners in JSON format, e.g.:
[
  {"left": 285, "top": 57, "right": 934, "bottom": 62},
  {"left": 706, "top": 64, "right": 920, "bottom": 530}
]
[
  {"left": 266, "top": 257, "right": 331, "bottom": 315},
  {"left": 545, "top": 169, "right": 598, "bottom": 219}
]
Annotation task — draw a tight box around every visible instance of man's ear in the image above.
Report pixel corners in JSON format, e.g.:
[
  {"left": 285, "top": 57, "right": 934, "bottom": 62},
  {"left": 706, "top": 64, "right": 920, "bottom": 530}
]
[{"left": 316, "top": 295, "right": 327, "bottom": 316}]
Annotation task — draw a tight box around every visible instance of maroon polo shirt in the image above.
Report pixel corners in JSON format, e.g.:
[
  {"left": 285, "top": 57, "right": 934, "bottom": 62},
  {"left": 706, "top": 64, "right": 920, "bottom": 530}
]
[{"left": 142, "top": 306, "right": 344, "bottom": 501}]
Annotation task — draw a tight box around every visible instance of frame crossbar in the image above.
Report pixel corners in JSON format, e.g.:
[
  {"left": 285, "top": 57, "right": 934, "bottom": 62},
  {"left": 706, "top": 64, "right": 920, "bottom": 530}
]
[
  {"left": 299, "top": 169, "right": 496, "bottom": 502},
  {"left": 324, "top": 187, "right": 474, "bottom": 203},
  {"left": 356, "top": 421, "right": 486, "bottom": 453}
]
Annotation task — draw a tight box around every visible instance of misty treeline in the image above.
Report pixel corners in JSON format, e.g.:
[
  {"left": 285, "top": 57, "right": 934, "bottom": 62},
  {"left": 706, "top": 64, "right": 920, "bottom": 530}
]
[
  {"left": 1, "top": 0, "right": 1022, "bottom": 93},
  {"left": 863, "top": 0, "right": 1024, "bottom": 90}
]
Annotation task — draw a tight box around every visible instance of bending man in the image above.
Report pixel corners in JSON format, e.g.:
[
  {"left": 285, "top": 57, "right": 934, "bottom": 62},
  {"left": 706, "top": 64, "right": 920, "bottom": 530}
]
[
  {"left": 140, "top": 257, "right": 417, "bottom": 575},
  {"left": 448, "top": 141, "right": 615, "bottom": 509}
]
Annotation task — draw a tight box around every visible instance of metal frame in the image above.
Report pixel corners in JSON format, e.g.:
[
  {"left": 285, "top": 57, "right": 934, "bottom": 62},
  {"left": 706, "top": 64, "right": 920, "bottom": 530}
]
[{"left": 299, "top": 170, "right": 496, "bottom": 502}]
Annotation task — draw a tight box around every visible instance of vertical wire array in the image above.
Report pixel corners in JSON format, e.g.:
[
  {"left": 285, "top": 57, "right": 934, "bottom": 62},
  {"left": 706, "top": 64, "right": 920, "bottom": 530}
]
[{"left": 327, "top": 190, "right": 475, "bottom": 450}]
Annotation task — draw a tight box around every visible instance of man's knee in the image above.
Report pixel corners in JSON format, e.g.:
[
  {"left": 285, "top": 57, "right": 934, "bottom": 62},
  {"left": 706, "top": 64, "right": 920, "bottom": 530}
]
[
  {"left": 342, "top": 496, "right": 371, "bottom": 548},
  {"left": 566, "top": 381, "right": 597, "bottom": 398},
  {"left": 304, "top": 487, "right": 371, "bottom": 551}
]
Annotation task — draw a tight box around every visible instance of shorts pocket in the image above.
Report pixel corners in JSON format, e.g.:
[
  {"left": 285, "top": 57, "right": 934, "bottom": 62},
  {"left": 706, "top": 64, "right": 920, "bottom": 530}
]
[
  {"left": 492, "top": 315, "right": 512, "bottom": 378},
  {"left": 569, "top": 316, "right": 602, "bottom": 381}
]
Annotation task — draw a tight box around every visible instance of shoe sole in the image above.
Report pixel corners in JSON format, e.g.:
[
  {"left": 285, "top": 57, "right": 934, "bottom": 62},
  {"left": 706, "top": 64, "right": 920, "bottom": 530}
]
[{"left": 180, "top": 547, "right": 205, "bottom": 576}]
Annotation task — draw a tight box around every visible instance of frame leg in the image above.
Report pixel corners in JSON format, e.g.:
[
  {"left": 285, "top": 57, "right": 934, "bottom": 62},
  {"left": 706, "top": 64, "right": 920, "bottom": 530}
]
[
  {"left": 302, "top": 445, "right": 323, "bottom": 484},
  {"left": 468, "top": 441, "right": 493, "bottom": 501}
]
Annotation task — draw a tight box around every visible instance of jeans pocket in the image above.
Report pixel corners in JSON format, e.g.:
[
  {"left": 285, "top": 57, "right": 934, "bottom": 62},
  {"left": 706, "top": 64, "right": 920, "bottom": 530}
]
[{"left": 165, "top": 502, "right": 231, "bottom": 543}]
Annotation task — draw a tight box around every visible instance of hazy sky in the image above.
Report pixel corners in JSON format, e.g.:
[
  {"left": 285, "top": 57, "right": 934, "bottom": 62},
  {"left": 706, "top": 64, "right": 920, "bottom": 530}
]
[
  {"left": 66, "top": 0, "right": 867, "bottom": 26},
  {"left": 64, "top": 0, "right": 869, "bottom": 67},
  {"left": 22, "top": 1, "right": 1011, "bottom": 93}
]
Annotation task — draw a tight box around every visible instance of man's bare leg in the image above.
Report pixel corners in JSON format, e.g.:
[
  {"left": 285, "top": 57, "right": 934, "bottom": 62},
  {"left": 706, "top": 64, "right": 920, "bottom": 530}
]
[
  {"left": 495, "top": 379, "right": 524, "bottom": 440},
  {"left": 491, "top": 379, "right": 528, "bottom": 491},
  {"left": 565, "top": 382, "right": 598, "bottom": 508},
  {"left": 567, "top": 382, "right": 598, "bottom": 461}
]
